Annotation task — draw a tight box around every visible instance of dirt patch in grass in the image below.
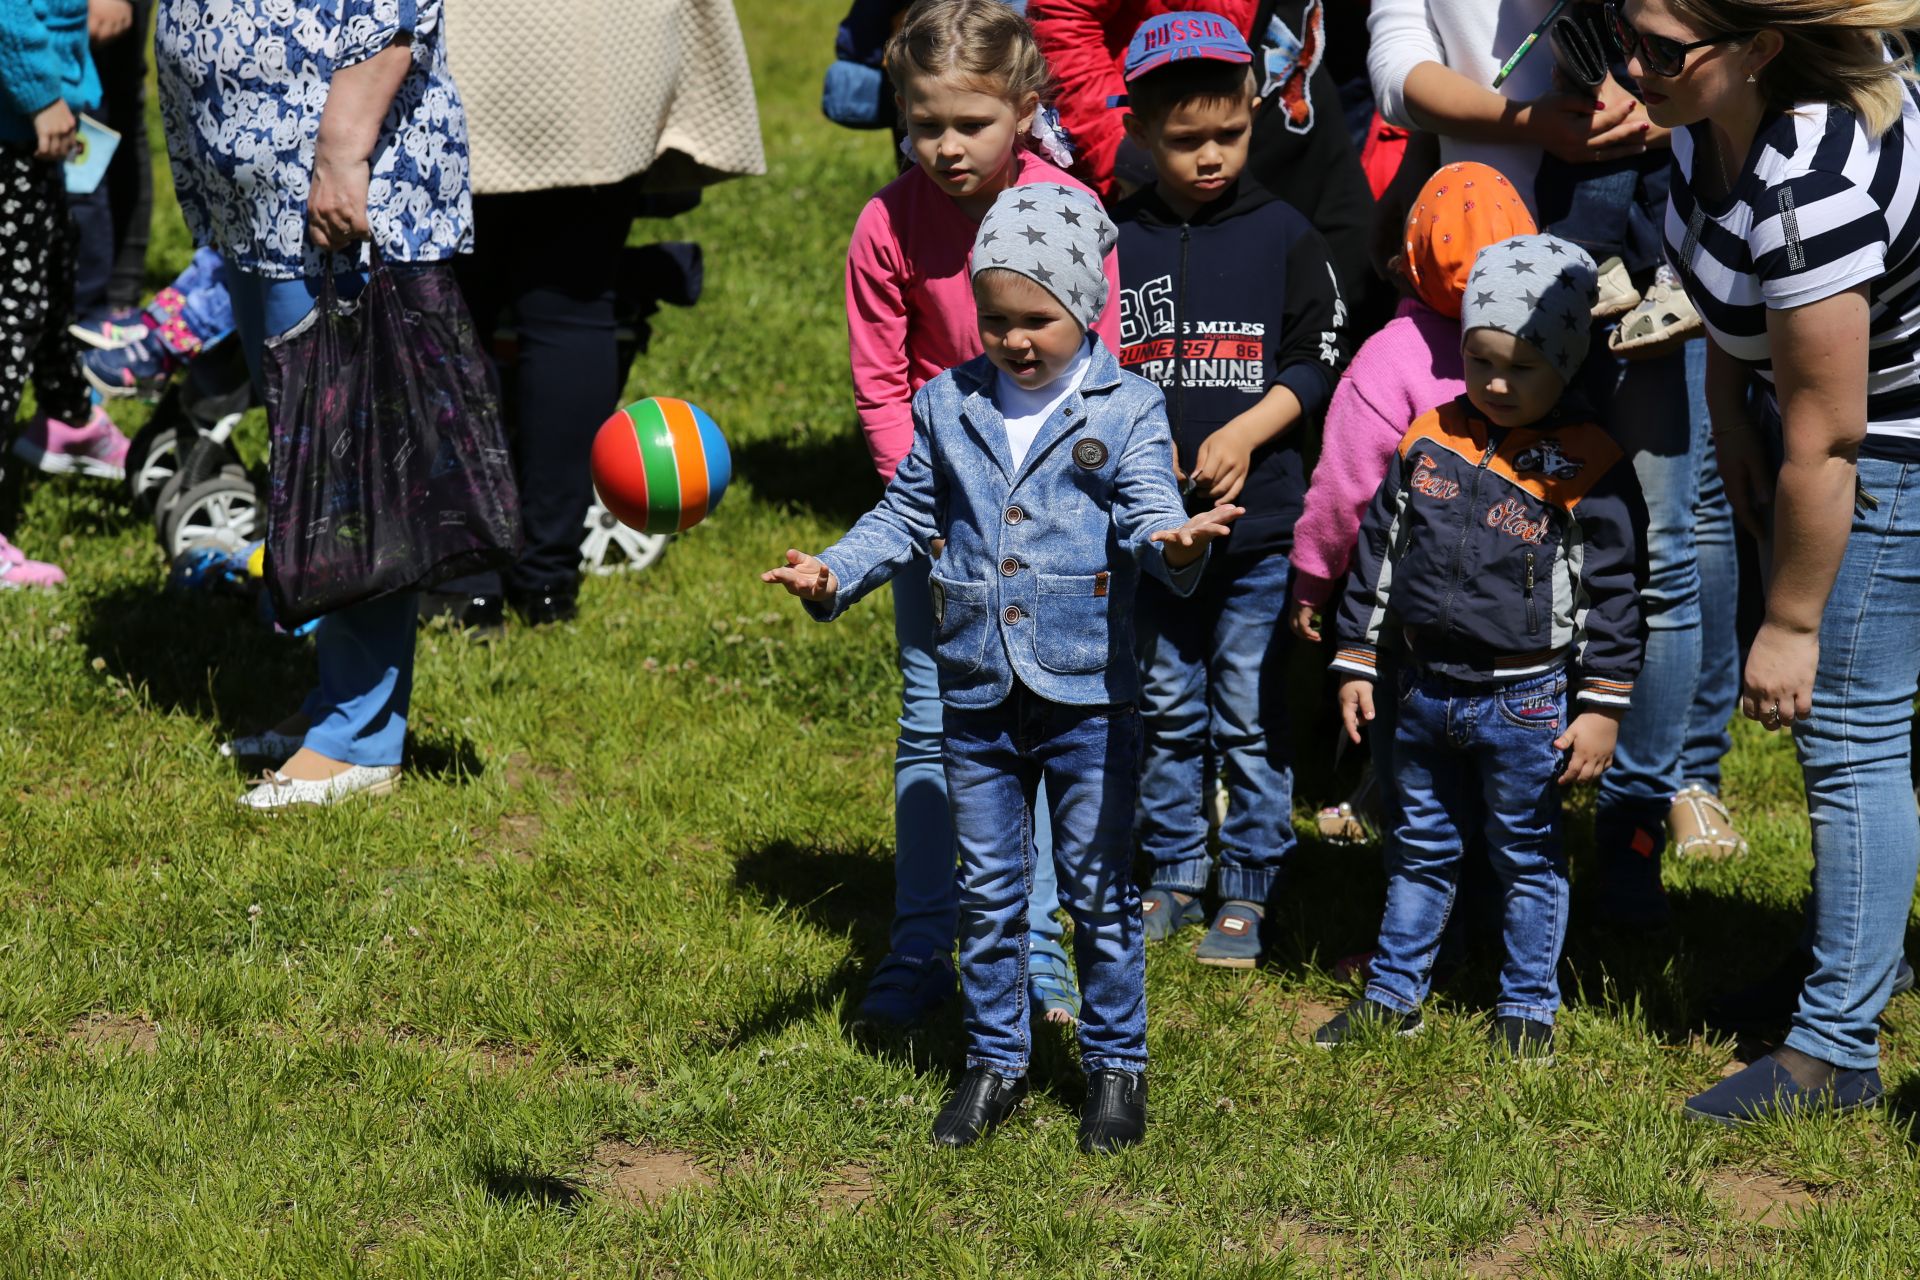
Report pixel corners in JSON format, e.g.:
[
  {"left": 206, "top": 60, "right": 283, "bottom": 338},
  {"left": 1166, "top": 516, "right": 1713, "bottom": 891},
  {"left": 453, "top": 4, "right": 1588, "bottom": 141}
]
[
  {"left": 1712, "top": 1170, "right": 1816, "bottom": 1227},
  {"left": 478, "top": 812, "right": 543, "bottom": 864},
  {"left": 502, "top": 752, "right": 577, "bottom": 802},
  {"left": 67, "top": 1014, "right": 159, "bottom": 1054},
  {"left": 590, "top": 1140, "right": 714, "bottom": 1207},
  {"left": 820, "top": 1163, "right": 876, "bottom": 1211},
  {"left": 1266, "top": 1214, "right": 1347, "bottom": 1264},
  {"left": 1465, "top": 1222, "right": 1548, "bottom": 1278}
]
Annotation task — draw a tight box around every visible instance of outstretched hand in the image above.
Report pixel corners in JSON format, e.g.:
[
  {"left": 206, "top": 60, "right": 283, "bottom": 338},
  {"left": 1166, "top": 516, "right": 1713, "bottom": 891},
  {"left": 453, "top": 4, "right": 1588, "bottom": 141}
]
[
  {"left": 760, "top": 549, "right": 839, "bottom": 601},
  {"left": 1150, "top": 503, "right": 1244, "bottom": 568}
]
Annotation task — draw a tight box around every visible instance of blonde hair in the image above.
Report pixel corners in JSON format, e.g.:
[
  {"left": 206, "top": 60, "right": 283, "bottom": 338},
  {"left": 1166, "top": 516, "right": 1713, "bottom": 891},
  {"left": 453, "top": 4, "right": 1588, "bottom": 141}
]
[
  {"left": 884, "top": 0, "right": 1054, "bottom": 108},
  {"left": 1668, "top": 0, "right": 1920, "bottom": 136}
]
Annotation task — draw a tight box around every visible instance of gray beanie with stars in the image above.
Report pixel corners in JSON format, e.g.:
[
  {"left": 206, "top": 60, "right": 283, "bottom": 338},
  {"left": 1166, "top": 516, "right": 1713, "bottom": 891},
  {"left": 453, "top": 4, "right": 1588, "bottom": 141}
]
[
  {"left": 1460, "top": 233, "right": 1600, "bottom": 380},
  {"left": 971, "top": 183, "right": 1116, "bottom": 333}
]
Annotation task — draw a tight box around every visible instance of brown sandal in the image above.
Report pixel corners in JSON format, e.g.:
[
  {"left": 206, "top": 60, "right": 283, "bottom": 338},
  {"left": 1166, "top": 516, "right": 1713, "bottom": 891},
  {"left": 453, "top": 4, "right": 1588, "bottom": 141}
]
[{"left": 1669, "top": 784, "right": 1748, "bottom": 859}]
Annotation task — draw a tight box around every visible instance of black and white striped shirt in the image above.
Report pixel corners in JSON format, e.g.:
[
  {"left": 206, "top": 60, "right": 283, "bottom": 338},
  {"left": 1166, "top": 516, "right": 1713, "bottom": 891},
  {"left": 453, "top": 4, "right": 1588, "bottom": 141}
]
[{"left": 1667, "top": 84, "right": 1920, "bottom": 461}]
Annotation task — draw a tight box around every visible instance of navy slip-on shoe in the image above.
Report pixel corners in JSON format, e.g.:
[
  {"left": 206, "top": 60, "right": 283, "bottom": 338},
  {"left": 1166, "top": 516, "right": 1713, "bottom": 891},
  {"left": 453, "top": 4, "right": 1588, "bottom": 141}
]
[
  {"left": 854, "top": 951, "right": 955, "bottom": 1028},
  {"left": 1140, "top": 887, "right": 1205, "bottom": 942},
  {"left": 1683, "top": 1052, "right": 1883, "bottom": 1126},
  {"left": 1194, "top": 901, "right": 1263, "bottom": 969}
]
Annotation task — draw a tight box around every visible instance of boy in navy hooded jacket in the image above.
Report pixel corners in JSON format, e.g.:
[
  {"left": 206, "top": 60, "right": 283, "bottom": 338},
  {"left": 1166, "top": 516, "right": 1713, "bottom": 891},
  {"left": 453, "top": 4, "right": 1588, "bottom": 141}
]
[{"left": 1111, "top": 13, "right": 1347, "bottom": 966}]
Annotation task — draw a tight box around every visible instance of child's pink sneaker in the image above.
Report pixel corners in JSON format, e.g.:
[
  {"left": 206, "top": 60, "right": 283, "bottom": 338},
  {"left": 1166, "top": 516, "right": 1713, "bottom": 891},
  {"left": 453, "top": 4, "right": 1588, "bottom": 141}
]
[
  {"left": 12, "top": 407, "right": 132, "bottom": 480},
  {"left": 0, "top": 534, "right": 65, "bottom": 589}
]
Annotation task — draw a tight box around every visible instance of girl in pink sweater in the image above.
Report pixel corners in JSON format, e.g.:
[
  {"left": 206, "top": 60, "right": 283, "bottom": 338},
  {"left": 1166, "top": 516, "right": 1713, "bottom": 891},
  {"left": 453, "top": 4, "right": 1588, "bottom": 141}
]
[
  {"left": 1289, "top": 162, "right": 1537, "bottom": 642},
  {"left": 841, "top": 0, "right": 1121, "bottom": 1030}
]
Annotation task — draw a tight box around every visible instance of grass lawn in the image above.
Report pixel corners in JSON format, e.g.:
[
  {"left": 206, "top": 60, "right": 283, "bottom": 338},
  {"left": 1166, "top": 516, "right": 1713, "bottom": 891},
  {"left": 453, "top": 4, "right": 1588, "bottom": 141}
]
[{"left": 2, "top": 2, "right": 1918, "bottom": 1275}]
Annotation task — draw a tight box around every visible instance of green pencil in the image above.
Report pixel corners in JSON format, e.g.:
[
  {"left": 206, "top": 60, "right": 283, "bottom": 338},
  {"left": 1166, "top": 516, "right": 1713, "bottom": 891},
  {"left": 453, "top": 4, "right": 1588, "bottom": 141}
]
[{"left": 1492, "top": 0, "right": 1572, "bottom": 89}]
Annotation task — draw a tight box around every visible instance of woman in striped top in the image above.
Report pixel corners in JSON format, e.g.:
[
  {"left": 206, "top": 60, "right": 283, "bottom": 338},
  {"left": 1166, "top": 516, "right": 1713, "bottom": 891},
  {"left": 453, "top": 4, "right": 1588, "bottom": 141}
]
[{"left": 1620, "top": 0, "right": 1920, "bottom": 1125}]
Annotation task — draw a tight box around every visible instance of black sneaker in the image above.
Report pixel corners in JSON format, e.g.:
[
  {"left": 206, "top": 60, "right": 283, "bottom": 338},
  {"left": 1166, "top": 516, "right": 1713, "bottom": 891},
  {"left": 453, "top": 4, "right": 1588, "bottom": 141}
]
[
  {"left": 1313, "top": 997, "right": 1424, "bottom": 1048},
  {"left": 1078, "top": 1070, "right": 1146, "bottom": 1154},
  {"left": 931, "top": 1068, "right": 1027, "bottom": 1148},
  {"left": 1489, "top": 1016, "right": 1555, "bottom": 1064},
  {"left": 420, "top": 590, "right": 504, "bottom": 642}
]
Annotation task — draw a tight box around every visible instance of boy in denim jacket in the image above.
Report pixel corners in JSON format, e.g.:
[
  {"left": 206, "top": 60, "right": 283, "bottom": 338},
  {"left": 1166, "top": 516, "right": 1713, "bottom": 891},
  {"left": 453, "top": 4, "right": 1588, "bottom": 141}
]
[
  {"left": 1316, "top": 234, "right": 1647, "bottom": 1063},
  {"left": 765, "top": 184, "right": 1240, "bottom": 1153}
]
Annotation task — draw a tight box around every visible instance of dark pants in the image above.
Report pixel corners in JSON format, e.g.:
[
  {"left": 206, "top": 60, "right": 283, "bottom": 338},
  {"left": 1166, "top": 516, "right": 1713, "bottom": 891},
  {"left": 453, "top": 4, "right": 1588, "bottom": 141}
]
[
  {"left": 448, "top": 179, "right": 638, "bottom": 595},
  {"left": 71, "top": 0, "right": 155, "bottom": 322}
]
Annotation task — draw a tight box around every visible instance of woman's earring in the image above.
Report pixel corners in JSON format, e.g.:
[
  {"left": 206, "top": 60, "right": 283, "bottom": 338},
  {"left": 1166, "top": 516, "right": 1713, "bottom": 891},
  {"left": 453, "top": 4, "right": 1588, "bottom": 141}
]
[{"left": 1746, "top": 73, "right": 1757, "bottom": 82}]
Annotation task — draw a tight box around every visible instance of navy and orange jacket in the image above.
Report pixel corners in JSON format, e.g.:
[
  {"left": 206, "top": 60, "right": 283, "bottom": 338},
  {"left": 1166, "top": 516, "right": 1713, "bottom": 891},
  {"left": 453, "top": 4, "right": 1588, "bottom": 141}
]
[{"left": 1329, "top": 395, "right": 1648, "bottom": 710}]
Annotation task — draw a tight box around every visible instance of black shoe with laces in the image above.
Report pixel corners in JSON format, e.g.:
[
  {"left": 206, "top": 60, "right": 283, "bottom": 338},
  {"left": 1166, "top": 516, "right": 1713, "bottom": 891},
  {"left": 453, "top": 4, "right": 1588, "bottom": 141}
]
[
  {"left": 931, "top": 1068, "right": 1027, "bottom": 1148},
  {"left": 1313, "top": 996, "right": 1424, "bottom": 1048},
  {"left": 1489, "top": 1016, "right": 1555, "bottom": 1063},
  {"left": 1078, "top": 1069, "right": 1146, "bottom": 1154},
  {"left": 420, "top": 590, "right": 504, "bottom": 642}
]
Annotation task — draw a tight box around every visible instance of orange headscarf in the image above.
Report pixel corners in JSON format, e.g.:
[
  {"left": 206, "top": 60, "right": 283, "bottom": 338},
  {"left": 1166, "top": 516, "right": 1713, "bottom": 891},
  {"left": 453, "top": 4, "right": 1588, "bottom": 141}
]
[{"left": 1401, "top": 162, "right": 1537, "bottom": 320}]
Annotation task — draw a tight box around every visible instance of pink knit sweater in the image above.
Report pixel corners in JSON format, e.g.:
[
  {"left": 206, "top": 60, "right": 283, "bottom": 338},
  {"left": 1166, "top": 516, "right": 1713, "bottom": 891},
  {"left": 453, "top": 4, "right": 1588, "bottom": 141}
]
[
  {"left": 845, "top": 150, "right": 1123, "bottom": 481},
  {"left": 1291, "top": 301, "right": 1465, "bottom": 607}
]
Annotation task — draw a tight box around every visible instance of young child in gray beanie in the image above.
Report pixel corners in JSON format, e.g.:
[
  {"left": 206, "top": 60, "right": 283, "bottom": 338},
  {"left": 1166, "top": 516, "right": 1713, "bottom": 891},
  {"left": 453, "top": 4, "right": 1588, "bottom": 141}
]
[
  {"left": 764, "top": 180, "right": 1243, "bottom": 1156},
  {"left": 1316, "top": 231, "right": 1648, "bottom": 1064}
]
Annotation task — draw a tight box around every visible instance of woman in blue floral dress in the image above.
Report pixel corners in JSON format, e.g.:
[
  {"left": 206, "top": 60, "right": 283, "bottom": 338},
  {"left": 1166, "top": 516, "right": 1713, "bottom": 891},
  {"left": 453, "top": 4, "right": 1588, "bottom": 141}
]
[{"left": 154, "top": 0, "right": 473, "bottom": 809}]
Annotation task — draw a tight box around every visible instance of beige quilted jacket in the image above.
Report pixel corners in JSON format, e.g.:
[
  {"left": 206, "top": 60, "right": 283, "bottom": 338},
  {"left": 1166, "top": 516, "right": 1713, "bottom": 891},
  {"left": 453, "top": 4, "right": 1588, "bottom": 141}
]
[{"left": 446, "top": 0, "right": 766, "bottom": 195}]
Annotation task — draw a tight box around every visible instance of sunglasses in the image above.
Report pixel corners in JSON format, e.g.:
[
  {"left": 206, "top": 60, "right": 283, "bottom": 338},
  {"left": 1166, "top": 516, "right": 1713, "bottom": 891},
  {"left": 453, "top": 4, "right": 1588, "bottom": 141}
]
[{"left": 1604, "top": 1, "right": 1753, "bottom": 78}]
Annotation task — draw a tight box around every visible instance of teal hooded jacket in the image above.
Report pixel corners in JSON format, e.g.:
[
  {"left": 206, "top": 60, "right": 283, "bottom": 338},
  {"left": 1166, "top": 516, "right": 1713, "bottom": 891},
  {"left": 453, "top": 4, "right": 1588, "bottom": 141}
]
[{"left": 0, "top": 0, "right": 101, "bottom": 148}]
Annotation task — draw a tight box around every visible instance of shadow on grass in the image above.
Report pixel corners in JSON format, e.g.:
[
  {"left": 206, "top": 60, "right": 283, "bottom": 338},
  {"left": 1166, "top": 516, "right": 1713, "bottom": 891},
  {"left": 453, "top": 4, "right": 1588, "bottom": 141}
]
[
  {"left": 78, "top": 583, "right": 484, "bottom": 781},
  {"left": 478, "top": 1167, "right": 583, "bottom": 1211},
  {"left": 731, "top": 430, "right": 879, "bottom": 528}
]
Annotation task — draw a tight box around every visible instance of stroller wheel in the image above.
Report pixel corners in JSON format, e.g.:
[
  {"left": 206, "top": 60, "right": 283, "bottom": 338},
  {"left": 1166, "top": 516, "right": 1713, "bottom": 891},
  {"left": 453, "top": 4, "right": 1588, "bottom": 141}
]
[
  {"left": 580, "top": 497, "right": 668, "bottom": 575},
  {"left": 164, "top": 473, "right": 262, "bottom": 559},
  {"left": 126, "top": 426, "right": 181, "bottom": 516}
]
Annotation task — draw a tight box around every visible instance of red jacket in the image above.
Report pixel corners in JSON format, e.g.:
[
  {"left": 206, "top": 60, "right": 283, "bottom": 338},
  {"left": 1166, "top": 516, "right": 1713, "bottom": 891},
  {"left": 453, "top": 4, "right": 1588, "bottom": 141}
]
[{"left": 1028, "top": 0, "right": 1260, "bottom": 198}]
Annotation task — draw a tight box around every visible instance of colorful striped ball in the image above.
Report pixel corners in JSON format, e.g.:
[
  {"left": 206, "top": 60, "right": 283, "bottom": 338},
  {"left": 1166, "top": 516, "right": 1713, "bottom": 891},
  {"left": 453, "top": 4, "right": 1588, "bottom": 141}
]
[{"left": 590, "top": 397, "right": 732, "bottom": 535}]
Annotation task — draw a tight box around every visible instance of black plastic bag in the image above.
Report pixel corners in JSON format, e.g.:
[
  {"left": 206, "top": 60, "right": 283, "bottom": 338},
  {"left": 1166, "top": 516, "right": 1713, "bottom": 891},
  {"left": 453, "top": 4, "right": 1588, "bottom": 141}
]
[{"left": 261, "top": 261, "right": 521, "bottom": 628}]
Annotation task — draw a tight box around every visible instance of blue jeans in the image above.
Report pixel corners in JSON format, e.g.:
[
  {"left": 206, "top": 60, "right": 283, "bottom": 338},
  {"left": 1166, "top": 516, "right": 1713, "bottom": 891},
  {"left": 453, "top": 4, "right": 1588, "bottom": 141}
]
[
  {"left": 1596, "top": 347, "right": 1702, "bottom": 837},
  {"left": 1368, "top": 669, "right": 1571, "bottom": 1024},
  {"left": 1785, "top": 456, "right": 1920, "bottom": 1070},
  {"left": 891, "top": 557, "right": 1068, "bottom": 969},
  {"left": 1535, "top": 154, "right": 1638, "bottom": 264},
  {"left": 227, "top": 263, "right": 418, "bottom": 769},
  {"left": 1680, "top": 337, "right": 1740, "bottom": 790},
  {"left": 944, "top": 685, "right": 1147, "bottom": 1076},
  {"left": 1135, "top": 550, "right": 1296, "bottom": 902}
]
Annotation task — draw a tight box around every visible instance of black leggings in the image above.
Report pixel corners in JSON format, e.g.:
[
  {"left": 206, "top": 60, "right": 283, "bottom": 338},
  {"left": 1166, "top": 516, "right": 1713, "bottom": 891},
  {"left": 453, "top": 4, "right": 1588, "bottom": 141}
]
[
  {"left": 0, "top": 146, "right": 90, "bottom": 430},
  {"left": 451, "top": 179, "right": 639, "bottom": 594}
]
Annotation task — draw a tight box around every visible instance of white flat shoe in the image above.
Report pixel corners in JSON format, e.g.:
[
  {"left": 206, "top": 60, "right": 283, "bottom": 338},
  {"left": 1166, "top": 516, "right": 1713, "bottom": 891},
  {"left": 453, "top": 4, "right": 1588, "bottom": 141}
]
[
  {"left": 239, "top": 765, "right": 400, "bottom": 811},
  {"left": 219, "top": 730, "right": 306, "bottom": 760}
]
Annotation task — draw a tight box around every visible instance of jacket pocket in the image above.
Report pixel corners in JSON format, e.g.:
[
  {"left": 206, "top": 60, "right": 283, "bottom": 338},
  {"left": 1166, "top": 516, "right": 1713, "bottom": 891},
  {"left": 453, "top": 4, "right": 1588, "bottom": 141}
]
[
  {"left": 929, "top": 574, "right": 989, "bottom": 675},
  {"left": 1034, "top": 573, "right": 1111, "bottom": 674}
]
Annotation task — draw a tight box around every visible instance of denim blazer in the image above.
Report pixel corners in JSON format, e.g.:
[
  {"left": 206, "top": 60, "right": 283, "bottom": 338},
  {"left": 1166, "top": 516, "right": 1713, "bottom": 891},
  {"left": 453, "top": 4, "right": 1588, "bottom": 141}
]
[{"left": 810, "top": 341, "right": 1203, "bottom": 708}]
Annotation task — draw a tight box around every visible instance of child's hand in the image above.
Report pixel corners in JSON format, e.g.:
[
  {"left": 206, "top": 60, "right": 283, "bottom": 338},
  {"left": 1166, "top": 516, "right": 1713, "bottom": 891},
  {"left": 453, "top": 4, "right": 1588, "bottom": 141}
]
[
  {"left": 760, "top": 549, "right": 840, "bottom": 601},
  {"left": 1289, "top": 601, "right": 1321, "bottom": 643},
  {"left": 1151, "top": 503, "right": 1244, "bottom": 568},
  {"left": 1555, "top": 709, "right": 1621, "bottom": 786},
  {"left": 1189, "top": 422, "right": 1257, "bottom": 504},
  {"left": 1338, "top": 677, "right": 1376, "bottom": 745}
]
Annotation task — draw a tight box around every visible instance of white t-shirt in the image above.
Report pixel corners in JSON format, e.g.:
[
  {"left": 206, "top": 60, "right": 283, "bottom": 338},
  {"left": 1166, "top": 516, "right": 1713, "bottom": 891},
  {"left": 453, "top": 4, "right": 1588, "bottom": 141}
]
[
  {"left": 1367, "top": 0, "right": 1558, "bottom": 209},
  {"left": 993, "top": 339, "right": 1095, "bottom": 468}
]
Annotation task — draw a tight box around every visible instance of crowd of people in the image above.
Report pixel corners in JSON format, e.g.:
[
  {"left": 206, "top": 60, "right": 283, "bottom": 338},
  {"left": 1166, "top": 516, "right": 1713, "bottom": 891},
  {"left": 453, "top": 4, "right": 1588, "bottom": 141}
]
[
  {"left": 5, "top": 0, "right": 1920, "bottom": 1159},
  {"left": 783, "top": 0, "right": 1920, "bottom": 1152}
]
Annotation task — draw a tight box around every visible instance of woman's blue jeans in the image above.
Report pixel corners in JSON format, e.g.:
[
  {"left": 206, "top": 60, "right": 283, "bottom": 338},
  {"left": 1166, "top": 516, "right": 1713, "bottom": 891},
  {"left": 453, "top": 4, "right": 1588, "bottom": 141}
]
[
  {"left": 1785, "top": 456, "right": 1920, "bottom": 1070},
  {"left": 890, "top": 556, "right": 1068, "bottom": 969},
  {"left": 226, "top": 263, "right": 418, "bottom": 768},
  {"left": 1596, "top": 340, "right": 1737, "bottom": 848}
]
